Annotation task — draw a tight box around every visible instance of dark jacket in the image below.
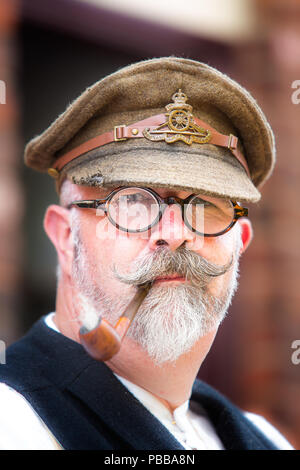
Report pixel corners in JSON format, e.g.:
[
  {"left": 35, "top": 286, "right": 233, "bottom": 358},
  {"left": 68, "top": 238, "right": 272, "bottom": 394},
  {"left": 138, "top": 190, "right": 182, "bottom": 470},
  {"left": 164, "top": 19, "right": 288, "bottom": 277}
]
[{"left": 0, "top": 318, "right": 278, "bottom": 450}]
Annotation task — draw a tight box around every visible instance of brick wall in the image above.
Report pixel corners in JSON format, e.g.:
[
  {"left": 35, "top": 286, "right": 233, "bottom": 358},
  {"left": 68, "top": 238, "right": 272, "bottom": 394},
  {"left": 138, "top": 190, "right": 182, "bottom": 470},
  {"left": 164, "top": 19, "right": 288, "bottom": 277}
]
[
  {"left": 229, "top": 0, "right": 300, "bottom": 449},
  {"left": 0, "top": 0, "right": 22, "bottom": 346}
]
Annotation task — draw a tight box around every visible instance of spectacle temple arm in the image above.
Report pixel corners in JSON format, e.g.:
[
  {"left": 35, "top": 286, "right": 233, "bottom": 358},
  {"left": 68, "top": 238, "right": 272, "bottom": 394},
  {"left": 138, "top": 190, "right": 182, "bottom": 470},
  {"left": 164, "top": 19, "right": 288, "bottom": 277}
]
[
  {"left": 232, "top": 201, "right": 248, "bottom": 219},
  {"left": 67, "top": 200, "right": 106, "bottom": 210}
]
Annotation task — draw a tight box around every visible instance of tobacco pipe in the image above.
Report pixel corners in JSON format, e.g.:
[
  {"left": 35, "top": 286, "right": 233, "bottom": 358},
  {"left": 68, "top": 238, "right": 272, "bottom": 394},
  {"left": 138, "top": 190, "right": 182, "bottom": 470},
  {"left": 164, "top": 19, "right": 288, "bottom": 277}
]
[{"left": 79, "top": 282, "right": 152, "bottom": 361}]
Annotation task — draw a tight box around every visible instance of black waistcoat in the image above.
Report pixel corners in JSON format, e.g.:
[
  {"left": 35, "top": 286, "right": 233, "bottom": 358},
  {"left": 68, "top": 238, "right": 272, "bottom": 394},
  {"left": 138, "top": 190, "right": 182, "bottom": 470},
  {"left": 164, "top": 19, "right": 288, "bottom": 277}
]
[{"left": 0, "top": 318, "right": 277, "bottom": 450}]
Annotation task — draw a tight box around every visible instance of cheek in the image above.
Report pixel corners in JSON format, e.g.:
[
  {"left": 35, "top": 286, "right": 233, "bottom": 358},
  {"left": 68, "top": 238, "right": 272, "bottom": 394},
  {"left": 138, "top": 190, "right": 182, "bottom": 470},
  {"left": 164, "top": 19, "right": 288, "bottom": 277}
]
[
  {"left": 90, "top": 216, "right": 148, "bottom": 273},
  {"left": 201, "top": 231, "right": 234, "bottom": 265},
  {"left": 201, "top": 232, "right": 237, "bottom": 296},
  {"left": 208, "top": 266, "right": 235, "bottom": 298}
]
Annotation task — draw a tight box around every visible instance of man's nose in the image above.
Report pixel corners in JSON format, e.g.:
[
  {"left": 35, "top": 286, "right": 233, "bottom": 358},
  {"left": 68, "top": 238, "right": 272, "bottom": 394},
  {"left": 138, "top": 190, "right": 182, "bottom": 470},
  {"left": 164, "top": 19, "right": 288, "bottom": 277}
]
[{"left": 148, "top": 203, "right": 196, "bottom": 251}]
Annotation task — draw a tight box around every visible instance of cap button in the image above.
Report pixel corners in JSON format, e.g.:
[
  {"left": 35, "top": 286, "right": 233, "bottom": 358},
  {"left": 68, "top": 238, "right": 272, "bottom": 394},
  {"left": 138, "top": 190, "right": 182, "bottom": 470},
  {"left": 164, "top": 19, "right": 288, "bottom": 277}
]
[{"left": 48, "top": 168, "right": 59, "bottom": 178}]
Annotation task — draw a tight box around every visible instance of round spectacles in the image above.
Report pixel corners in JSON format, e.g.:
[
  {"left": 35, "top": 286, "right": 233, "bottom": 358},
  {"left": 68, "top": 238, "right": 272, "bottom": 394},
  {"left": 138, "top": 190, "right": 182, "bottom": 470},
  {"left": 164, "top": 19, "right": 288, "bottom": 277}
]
[{"left": 68, "top": 186, "right": 248, "bottom": 237}]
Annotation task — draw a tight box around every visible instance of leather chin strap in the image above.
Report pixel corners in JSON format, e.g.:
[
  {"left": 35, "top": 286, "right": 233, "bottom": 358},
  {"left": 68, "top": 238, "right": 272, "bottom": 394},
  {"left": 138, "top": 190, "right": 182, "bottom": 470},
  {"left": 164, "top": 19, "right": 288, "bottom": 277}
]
[{"left": 48, "top": 113, "right": 250, "bottom": 179}]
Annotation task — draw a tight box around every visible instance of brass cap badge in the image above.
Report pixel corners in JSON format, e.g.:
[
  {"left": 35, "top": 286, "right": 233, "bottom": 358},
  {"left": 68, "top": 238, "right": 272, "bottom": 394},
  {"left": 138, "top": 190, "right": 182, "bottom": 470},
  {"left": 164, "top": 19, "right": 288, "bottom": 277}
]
[{"left": 143, "top": 89, "right": 211, "bottom": 145}]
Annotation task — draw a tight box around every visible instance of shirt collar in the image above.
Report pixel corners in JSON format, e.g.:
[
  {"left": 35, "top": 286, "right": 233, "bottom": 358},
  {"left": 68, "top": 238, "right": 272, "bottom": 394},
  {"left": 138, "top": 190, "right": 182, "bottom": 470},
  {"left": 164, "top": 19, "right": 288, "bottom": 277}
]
[{"left": 114, "top": 373, "right": 189, "bottom": 427}]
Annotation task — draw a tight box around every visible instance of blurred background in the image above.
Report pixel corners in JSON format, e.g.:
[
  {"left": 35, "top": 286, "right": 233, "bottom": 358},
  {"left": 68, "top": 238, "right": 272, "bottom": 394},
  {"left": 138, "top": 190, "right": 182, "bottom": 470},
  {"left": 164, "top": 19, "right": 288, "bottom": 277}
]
[{"left": 0, "top": 0, "right": 299, "bottom": 448}]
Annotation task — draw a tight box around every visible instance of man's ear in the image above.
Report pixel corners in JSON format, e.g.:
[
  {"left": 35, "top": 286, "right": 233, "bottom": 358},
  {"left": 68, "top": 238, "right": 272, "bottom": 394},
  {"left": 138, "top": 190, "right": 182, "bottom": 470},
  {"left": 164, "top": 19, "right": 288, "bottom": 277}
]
[
  {"left": 237, "top": 218, "right": 253, "bottom": 255},
  {"left": 43, "top": 205, "right": 74, "bottom": 277}
]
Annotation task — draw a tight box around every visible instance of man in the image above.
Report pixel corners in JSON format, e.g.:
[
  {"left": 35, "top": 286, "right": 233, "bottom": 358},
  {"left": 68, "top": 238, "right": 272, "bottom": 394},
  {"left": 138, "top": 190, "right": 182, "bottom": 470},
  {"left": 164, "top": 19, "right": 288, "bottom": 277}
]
[{"left": 0, "top": 57, "right": 293, "bottom": 450}]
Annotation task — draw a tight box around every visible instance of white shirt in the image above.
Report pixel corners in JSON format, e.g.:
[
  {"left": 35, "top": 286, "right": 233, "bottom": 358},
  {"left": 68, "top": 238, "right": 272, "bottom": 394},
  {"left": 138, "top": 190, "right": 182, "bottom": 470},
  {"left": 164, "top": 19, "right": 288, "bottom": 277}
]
[
  {"left": 115, "top": 374, "right": 224, "bottom": 450},
  {"left": 0, "top": 313, "right": 294, "bottom": 450}
]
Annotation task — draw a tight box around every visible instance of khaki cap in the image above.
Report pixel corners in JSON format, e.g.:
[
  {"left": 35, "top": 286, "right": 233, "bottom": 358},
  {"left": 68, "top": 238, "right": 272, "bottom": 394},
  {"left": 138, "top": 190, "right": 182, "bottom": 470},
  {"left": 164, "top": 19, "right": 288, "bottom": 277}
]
[{"left": 24, "top": 57, "right": 276, "bottom": 203}]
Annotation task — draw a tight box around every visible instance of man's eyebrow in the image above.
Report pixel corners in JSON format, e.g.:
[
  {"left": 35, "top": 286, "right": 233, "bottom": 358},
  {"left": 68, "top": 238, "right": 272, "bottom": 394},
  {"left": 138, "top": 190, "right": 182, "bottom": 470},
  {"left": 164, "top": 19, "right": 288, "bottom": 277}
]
[{"left": 90, "top": 186, "right": 121, "bottom": 199}]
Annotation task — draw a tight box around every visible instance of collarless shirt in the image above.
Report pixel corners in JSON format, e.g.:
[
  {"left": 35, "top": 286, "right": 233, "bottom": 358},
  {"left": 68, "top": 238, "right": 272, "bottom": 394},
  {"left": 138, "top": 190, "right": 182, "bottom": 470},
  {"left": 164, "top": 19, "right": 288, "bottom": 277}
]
[{"left": 115, "top": 374, "right": 224, "bottom": 449}]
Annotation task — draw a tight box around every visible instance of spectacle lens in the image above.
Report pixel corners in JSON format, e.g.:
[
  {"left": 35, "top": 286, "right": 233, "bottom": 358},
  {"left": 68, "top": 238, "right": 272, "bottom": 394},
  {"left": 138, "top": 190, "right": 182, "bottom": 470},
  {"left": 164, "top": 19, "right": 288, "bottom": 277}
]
[
  {"left": 185, "top": 195, "right": 234, "bottom": 235},
  {"left": 108, "top": 187, "right": 160, "bottom": 232}
]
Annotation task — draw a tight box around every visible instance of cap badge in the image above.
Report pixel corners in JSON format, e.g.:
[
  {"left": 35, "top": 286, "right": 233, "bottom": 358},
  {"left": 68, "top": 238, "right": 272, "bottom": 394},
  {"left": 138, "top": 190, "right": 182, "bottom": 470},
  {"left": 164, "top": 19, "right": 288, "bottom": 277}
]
[{"left": 143, "top": 89, "right": 211, "bottom": 145}]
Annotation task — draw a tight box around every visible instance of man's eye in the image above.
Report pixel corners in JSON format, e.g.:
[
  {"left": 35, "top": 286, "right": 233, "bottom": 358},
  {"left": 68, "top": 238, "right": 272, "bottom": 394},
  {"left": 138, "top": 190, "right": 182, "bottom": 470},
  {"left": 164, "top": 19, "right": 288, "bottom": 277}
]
[
  {"left": 126, "top": 194, "right": 138, "bottom": 201},
  {"left": 192, "top": 198, "right": 213, "bottom": 207},
  {"left": 125, "top": 194, "right": 144, "bottom": 204}
]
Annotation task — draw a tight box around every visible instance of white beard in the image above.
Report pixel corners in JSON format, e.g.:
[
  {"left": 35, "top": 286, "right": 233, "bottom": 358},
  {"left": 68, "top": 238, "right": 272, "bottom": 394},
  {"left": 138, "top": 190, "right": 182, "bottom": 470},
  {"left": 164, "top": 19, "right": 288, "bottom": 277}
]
[
  {"left": 71, "top": 228, "right": 241, "bottom": 365},
  {"left": 125, "top": 273, "right": 239, "bottom": 365}
]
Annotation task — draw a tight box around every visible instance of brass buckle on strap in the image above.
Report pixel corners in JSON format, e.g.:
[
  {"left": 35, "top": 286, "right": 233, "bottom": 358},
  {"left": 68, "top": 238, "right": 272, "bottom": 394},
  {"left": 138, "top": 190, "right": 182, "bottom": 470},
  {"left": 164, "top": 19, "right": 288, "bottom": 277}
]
[
  {"left": 114, "top": 125, "right": 127, "bottom": 142},
  {"left": 227, "top": 134, "right": 237, "bottom": 150}
]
